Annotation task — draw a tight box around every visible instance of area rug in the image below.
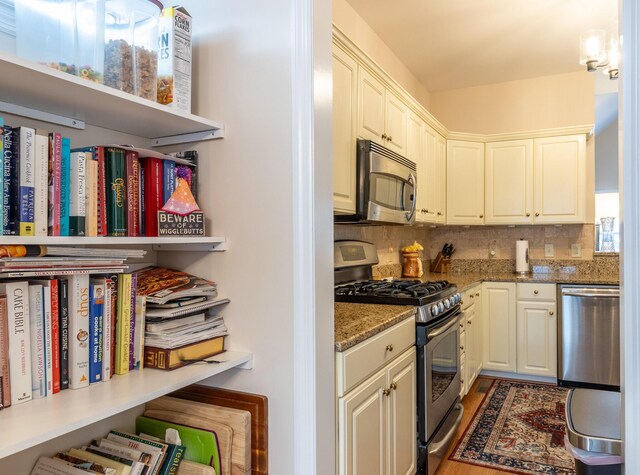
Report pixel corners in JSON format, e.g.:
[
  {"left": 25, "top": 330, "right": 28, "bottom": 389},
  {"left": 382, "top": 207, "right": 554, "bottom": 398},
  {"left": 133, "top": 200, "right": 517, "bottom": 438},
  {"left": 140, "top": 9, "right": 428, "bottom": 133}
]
[{"left": 449, "top": 379, "right": 575, "bottom": 475}]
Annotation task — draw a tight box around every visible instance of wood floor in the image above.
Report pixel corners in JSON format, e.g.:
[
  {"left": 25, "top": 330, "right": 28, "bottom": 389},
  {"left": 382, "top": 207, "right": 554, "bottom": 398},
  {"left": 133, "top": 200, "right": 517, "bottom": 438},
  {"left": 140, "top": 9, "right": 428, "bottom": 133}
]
[{"left": 434, "top": 376, "right": 515, "bottom": 475}]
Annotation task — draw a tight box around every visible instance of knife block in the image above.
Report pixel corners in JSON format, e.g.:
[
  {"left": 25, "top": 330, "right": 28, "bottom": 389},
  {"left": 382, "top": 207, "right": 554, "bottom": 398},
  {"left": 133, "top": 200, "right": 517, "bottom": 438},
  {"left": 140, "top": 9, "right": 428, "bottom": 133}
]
[{"left": 430, "top": 252, "right": 451, "bottom": 273}]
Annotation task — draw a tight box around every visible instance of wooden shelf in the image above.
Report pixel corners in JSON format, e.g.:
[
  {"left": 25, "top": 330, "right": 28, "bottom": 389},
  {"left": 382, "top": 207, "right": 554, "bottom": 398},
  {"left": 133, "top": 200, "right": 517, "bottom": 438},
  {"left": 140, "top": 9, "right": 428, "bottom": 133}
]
[
  {"left": 0, "top": 236, "right": 227, "bottom": 252},
  {"left": 0, "top": 351, "right": 253, "bottom": 459},
  {"left": 0, "top": 52, "right": 224, "bottom": 146}
]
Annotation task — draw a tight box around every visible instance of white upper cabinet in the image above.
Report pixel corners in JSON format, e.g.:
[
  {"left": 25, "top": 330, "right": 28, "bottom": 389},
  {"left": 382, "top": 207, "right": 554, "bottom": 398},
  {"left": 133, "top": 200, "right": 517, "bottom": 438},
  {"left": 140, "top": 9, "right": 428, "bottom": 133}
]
[
  {"left": 332, "top": 44, "right": 359, "bottom": 215},
  {"left": 357, "top": 67, "right": 407, "bottom": 156},
  {"left": 417, "top": 125, "right": 446, "bottom": 224},
  {"left": 406, "top": 110, "right": 423, "bottom": 164},
  {"left": 446, "top": 140, "right": 485, "bottom": 225},
  {"left": 485, "top": 139, "right": 534, "bottom": 224},
  {"left": 533, "top": 134, "right": 586, "bottom": 224}
]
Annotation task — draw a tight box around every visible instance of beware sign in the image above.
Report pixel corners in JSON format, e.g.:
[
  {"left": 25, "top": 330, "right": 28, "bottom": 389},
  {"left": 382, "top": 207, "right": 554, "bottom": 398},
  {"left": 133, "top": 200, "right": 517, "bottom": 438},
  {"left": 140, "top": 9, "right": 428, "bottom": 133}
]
[{"left": 157, "top": 211, "right": 205, "bottom": 236}]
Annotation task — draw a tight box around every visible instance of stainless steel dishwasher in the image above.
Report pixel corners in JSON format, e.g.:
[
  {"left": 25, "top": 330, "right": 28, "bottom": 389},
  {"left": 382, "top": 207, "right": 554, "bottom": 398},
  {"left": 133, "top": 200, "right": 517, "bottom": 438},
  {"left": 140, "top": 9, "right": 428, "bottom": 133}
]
[{"left": 557, "top": 285, "right": 620, "bottom": 391}]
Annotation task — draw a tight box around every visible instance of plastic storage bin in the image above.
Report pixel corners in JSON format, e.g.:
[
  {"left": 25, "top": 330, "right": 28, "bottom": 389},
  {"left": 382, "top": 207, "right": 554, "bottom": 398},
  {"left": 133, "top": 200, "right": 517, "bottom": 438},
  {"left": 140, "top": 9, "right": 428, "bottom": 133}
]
[
  {"left": 104, "top": 0, "right": 162, "bottom": 100},
  {"left": 15, "top": 0, "right": 105, "bottom": 82},
  {"left": 565, "top": 388, "right": 622, "bottom": 475}
]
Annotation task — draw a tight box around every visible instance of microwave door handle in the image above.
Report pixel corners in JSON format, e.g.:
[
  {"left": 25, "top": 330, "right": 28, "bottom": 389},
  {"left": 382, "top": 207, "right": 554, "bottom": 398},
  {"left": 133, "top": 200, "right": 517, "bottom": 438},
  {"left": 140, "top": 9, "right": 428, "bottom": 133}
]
[{"left": 405, "top": 173, "right": 417, "bottom": 222}]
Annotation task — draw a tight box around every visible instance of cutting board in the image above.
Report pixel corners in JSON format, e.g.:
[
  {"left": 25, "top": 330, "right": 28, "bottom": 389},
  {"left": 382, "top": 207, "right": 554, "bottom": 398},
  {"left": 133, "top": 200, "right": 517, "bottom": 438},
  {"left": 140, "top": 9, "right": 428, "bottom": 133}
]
[
  {"left": 135, "top": 415, "right": 221, "bottom": 475},
  {"left": 177, "top": 460, "right": 216, "bottom": 475},
  {"left": 144, "top": 408, "right": 233, "bottom": 475},
  {"left": 171, "top": 385, "right": 268, "bottom": 475},
  {"left": 148, "top": 396, "right": 251, "bottom": 475}
]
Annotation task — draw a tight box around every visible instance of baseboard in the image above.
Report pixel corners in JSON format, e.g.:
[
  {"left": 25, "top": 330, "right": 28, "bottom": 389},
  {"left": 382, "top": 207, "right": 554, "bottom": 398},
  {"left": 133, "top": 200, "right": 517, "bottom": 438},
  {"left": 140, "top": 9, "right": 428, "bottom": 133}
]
[{"left": 480, "top": 370, "right": 557, "bottom": 385}]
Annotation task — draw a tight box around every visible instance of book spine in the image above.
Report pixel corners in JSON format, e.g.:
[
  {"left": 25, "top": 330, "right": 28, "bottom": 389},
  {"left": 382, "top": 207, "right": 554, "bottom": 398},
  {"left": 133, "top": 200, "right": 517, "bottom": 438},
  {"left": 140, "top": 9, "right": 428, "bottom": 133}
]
[
  {"left": 0, "top": 296, "right": 10, "bottom": 409},
  {"left": 17, "top": 127, "right": 35, "bottom": 236},
  {"left": 34, "top": 129, "right": 49, "bottom": 236},
  {"left": 95, "top": 146, "right": 107, "bottom": 236},
  {"left": 142, "top": 157, "right": 163, "bottom": 236},
  {"left": 49, "top": 280, "right": 60, "bottom": 394},
  {"left": 162, "top": 159, "right": 176, "bottom": 205},
  {"left": 88, "top": 280, "right": 104, "bottom": 383},
  {"left": 47, "top": 133, "right": 62, "bottom": 236},
  {"left": 86, "top": 158, "right": 98, "bottom": 236},
  {"left": 69, "top": 151, "right": 87, "bottom": 236},
  {"left": 126, "top": 151, "right": 140, "bottom": 237},
  {"left": 129, "top": 273, "right": 137, "bottom": 370},
  {"left": 108, "top": 274, "right": 118, "bottom": 379},
  {"left": 58, "top": 279, "right": 69, "bottom": 390},
  {"left": 29, "top": 285, "right": 45, "bottom": 399},
  {"left": 9, "top": 127, "right": 20, "bottom": 235},
  {"left": 0, "top": 119, "right": 4, "bottom": 236},
  {"left": 139, "top": 164, "right": 145, "bottom": 236},
  {"left": 67, "top": 274, "right": 90, "bottom": 389},
  {"left": 7, "top": 281, "right": 32, "bottom": 404},
  {"left": 105, "top": 148, "right": 127, "bottom": 236},
  {"left": 2, "top": 125, "right": 13, "bottom": 235},
  {"left": 133, "top": 295, "right": 145, "bottom": 371},
  {"left": 115, "top": 274, "right": 131, "bottom": 375},
  {"left": 102, "top": 276, "right": 112, "bottom": 381},
  {"left": 59, "top": 138, "right": 71, "bottom": 236},
  {"left": 159, "top": 444, "right": 186, "bottom": 475},
  {"left": 41, "top": 284, "right": 53, "bottom": 395}
]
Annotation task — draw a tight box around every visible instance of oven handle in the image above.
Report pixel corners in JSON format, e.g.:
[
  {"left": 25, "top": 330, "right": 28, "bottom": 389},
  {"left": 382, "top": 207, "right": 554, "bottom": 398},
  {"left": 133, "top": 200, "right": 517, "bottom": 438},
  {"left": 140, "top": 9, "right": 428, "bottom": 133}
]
[
  {"left": 405, "top": 173, "right": 416, "bottom": 222},
  {"left": 427, "top": 314, "right": 459, "bottom": 340},
  {"left": 428, "top": 403, "right": 464, "bottom": 456}
]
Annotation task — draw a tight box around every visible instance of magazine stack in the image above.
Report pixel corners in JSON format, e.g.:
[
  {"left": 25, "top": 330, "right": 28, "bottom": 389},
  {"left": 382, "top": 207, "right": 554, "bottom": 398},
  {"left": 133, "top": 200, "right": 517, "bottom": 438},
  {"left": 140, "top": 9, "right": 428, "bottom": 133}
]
[{"left": 136, "top": 267, "right": 229, "bottom": 371}]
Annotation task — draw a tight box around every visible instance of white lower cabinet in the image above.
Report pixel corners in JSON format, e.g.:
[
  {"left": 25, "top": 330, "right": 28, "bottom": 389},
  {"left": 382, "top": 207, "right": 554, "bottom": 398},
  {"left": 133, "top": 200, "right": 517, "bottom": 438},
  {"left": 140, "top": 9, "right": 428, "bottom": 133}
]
[
  {"left": 337, "top": 318, "right": 416, "bottom": 475},
  {"left": 460, "top": 284, "right": 482, "bottom": 398},
  {"left": 481, "top": 282, "right": 557, "bottom": 378}
]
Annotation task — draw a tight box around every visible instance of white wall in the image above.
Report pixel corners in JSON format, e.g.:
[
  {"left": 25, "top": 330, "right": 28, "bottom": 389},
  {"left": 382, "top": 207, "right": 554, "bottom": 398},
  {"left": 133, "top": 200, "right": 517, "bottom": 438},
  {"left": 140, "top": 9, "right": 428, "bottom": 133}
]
[
  {"left": 332, "top": 0, "right": 431, "bottom": 110},
  {"left": 596, "top": 118, "right": 619, "bottom": 192}
]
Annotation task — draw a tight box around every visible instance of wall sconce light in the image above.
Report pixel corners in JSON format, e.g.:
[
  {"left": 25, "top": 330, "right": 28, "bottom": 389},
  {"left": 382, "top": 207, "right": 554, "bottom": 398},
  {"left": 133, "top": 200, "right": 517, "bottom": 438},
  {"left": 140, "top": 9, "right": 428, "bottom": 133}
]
[{"left": 580, "top": 26, "right": 619, "bottom": 80}]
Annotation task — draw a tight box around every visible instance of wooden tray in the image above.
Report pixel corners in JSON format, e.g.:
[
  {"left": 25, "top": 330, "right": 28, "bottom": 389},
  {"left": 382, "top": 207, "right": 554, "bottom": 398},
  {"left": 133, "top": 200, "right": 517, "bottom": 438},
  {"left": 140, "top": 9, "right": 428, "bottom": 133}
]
[{"left": 171, "top": 385, "right": 268, "bottom": 475}]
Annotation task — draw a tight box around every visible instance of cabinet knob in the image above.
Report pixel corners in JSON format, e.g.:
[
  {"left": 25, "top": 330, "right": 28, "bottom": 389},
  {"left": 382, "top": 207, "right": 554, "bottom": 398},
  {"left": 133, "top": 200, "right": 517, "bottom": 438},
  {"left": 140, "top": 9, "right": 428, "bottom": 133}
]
[
  {"left": 549, "top": 311, "right": 554, "bottom": 316},
  {"left": 460, "top": 345, "right": 464, "bottom": 351},
  {"left": 526, "top": 213, "right": 531, "bottom": 217},
  {"left": 476, "top": 292, "right": 480, "bottom": 297},
  {"left": 467, "top": 320, "right": 472, "bottom": 325},
  {"left": 390, "top": 382, "right": 398, "bottom": 391},
  {"left": 388, "top": 135, "right": 393, "bottom": 142},
  {"left": 424, "top": 208, "right": 429, "bottom": 213},
  {"left": 459, "top": 322, "right": 464, "bottom": 328},
  {"left": 381, "top": 133, "right": 388, "bottom": 140},
  {"left": 469, "top": 294, "right": 474, "bottom": 299},
  {"left": 479, "top": 215, "right": 484, "bottom": 218},
  {"left": 461, "top": 379, "right": 464, "bottom": 384},
  {"left": 437, "top": 212, "right": 442, "bottom": 216},
  {"left": 534, "top": 290, "right": 539, "bottom": 295},
  {"left": 535, "top": 212, "right": 540, "bottom": 217},
  {"left": 383, "top": 388, "right": 391, "bottom": 396},
  {"left": 385, "top": 344, "right": 394, "bottom": 352}
]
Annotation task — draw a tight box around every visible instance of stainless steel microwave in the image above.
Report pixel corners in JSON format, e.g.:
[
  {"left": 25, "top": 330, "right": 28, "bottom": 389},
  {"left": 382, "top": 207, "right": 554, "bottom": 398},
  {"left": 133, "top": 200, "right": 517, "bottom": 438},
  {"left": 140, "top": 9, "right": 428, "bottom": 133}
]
[{"left": 335, "top": 139, "right": 417, "bottom": 225}]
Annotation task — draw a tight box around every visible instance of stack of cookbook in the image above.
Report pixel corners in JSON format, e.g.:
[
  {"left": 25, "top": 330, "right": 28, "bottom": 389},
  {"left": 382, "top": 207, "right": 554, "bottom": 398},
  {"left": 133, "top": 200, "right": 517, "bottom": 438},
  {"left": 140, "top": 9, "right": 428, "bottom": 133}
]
[{"left": 135, "top": 267, "right": 229, "bottom": 370}]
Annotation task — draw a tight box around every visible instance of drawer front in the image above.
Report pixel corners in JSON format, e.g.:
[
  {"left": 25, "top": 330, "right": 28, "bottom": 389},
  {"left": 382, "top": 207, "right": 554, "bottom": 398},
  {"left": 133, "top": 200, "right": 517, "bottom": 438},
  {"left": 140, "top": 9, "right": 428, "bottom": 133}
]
[
  {"left": 462, "top": 284, "right": 480, "bottom": 310},
  {"left": 460, "top": 329, "right": 466, "bottom": 355},
  {"left": 336, "top": 316, "right": 415, "bottom": 397},
  {"left": 517, "top": 283, "right": 556, "bottom": 301}
]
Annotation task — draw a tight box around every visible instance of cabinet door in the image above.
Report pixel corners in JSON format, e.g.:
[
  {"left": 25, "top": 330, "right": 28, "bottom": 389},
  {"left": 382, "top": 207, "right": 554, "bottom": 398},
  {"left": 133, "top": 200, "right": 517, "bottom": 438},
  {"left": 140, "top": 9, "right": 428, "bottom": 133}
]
[
  {"left": 386, "top": 347, "right": 416, "bottom": 475},
  {"left": 417, "top": 124, "right": 437, "bottom": 223},
  {"left": 459, "top": 353, "right": 466, "bottom": 399},
  {"left": 435, "top": 134, "right": 447, "bottom": 223},
  {"left": 384, "top": 91, "right": 408, "bottom": 156},
  {"left": 446, "top": 140, "right": 485, "bottom": 225},
  {"left": 332, "top": 45, "right": 358, "bottom": 214},
  {"left": 482, "top": 282, "right": 517, "bottom": 372},
  {"left": 485, "top": 139, "right": 533, "bottom": 224},
  {"left": 405, "top": 110, "right": 422, "bottom": 165},
  {"left": 466, "top": 300, "right": 482, "bottom": 389},
  {"left": 357, "top": 67, "right": 386, "bottom": 143},
  {"left": 338, "top": 369, "right": 387, "bottom": 475},
  {"left": 516, "top": 300, "right": 557, "bottom": 377},
  {"left": 533, "top": 135, "right": 586, "bottom": 224}
]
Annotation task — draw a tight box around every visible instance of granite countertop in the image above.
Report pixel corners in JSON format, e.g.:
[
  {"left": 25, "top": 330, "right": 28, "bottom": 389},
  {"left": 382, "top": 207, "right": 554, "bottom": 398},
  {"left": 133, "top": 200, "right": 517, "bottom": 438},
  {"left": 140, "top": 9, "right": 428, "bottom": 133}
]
[
  {"left": 420, "top": 271, "right": 620, "bottom": 290},
  {"left": 335, "top": 303, "right": 415, "bottom": 352}
]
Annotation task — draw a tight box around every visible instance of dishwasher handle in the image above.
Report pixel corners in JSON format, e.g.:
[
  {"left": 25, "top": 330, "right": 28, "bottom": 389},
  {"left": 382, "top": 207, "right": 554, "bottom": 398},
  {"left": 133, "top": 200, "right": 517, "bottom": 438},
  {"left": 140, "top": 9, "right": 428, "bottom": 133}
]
[{"left": 562, "top": 290, "right": 620, "bottom": 298}]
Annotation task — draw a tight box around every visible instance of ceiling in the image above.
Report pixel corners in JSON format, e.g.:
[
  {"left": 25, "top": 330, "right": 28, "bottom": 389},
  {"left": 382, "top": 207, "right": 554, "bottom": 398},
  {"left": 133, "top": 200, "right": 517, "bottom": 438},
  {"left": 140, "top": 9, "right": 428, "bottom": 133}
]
[{"left": 345, "top": 0, "right": 618, "bottom": 92}]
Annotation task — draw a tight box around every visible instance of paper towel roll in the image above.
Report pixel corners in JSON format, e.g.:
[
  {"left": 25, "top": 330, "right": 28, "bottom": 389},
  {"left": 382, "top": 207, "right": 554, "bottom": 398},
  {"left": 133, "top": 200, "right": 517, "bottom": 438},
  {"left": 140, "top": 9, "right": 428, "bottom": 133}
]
[{"left": 516, "top": 240, "right": 530, "bottom": 274}]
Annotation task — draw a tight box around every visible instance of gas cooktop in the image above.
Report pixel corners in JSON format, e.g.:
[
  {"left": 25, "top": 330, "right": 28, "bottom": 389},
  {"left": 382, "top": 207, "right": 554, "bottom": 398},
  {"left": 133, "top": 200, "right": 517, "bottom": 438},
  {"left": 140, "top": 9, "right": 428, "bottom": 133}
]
[{"left": 335, "top": 279, "right": 459, "bottom": 308}]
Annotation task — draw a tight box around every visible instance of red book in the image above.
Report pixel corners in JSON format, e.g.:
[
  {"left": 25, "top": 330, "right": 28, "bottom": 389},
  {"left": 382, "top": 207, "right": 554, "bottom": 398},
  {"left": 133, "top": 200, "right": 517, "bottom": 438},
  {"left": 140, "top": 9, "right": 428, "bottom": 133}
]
[
  {"left": 49, "top": 279, "right": 60, "bottom": 394},
  {"left": 48, "top": 133, "right": 62, "bottom": 236},
  {"left": 95, "top": 146, "right": 107, "bottom": 237},
  {"left": 141, "top": 157, "right": 163, "bottom": 237},
  {"left": 126, "top": 151, "right": 140, "bottom": 237}
]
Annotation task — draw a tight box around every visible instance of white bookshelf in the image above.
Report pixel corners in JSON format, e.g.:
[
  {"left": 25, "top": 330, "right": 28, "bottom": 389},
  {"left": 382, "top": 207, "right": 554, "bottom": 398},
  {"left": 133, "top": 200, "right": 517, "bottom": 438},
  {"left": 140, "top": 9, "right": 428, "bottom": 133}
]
[
  {"left": 0, "top": 236, "right": 228, "bottom": 252},
  {"left": 0, "top": 52, "right": 224, "bottom": 146},
  {"left": 0, "top": 351, "right": 253, "bottom": 458}
]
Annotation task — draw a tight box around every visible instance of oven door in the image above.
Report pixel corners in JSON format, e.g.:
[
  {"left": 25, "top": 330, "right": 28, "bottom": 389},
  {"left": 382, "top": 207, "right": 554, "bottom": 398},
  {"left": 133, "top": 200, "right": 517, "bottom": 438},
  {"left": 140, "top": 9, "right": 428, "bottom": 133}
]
[{"left": 423, "top": 311, "right": 461, "bottom": 441}]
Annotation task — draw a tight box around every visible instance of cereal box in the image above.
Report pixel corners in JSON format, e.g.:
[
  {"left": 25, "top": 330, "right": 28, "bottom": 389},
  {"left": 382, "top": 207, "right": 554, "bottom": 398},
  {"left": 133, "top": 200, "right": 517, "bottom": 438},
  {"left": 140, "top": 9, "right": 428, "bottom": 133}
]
[{"left": 158, "top": 6, "right": 192, "bottom": 113}]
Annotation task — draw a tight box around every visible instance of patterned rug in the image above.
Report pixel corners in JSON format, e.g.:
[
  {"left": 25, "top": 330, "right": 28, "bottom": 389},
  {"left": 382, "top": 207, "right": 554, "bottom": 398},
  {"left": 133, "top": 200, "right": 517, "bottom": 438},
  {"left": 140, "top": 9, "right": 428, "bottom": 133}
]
[{"left": 449, "top": 379, "right": 575, "bottom": 475}]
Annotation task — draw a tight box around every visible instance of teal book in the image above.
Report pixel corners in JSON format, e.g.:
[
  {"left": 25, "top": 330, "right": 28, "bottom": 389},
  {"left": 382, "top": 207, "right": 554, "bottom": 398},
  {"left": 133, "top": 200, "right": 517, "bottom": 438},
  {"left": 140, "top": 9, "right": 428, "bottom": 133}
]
[
  {"left": 158, "top": 443, "right": 186, "bottom": 475},
  {"left": 105, "top": 147, "right": 126, "bottom": 236},
  {"left": 60, "top": 138, "right": 71, "bottom": 236}
]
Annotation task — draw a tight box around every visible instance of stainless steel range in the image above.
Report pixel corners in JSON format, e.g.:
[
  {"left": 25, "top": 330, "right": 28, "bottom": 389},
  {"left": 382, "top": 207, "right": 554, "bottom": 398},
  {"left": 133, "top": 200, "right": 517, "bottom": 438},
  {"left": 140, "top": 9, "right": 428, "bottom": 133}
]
[{"left": 334, "top": 240, "right": 465, "bottom": 475}]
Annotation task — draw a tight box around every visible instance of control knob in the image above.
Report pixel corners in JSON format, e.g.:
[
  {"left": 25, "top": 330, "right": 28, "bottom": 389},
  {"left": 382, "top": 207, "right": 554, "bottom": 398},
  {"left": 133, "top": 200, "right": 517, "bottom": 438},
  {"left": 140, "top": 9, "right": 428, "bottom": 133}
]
[
  {"left": 443, "top": 299, "right": 451, "bottom": 309},
  {"left": 438, "top": 302, "right": 445, "bottom": 313},
  {"left": 431, "top": 304, "right": 440, "bottom": 317}
]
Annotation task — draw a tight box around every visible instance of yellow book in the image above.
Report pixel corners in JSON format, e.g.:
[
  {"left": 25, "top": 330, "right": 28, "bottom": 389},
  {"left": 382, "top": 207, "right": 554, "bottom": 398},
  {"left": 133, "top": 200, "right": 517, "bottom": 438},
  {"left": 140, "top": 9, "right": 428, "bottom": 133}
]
[
  {"left": 86, "top": 157, "right": 98, "bottom": 237},
  {"left": 67, "top": 448, "right": 131, "bottom": 475},
  {"left": 115, "top": 274, "right": 132, "bottom": 375},
  {"left": 144, "top": 336, "right": 225, "bottom": 370}
]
